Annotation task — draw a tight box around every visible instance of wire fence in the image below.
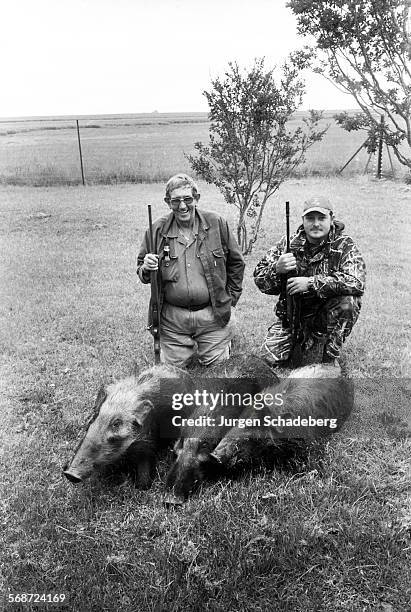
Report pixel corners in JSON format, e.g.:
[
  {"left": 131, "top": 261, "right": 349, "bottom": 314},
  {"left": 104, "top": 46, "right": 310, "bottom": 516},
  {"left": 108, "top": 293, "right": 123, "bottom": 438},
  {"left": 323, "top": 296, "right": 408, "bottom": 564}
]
[{"left": 0, "top": 112, "right": 406, "bottom": 187}]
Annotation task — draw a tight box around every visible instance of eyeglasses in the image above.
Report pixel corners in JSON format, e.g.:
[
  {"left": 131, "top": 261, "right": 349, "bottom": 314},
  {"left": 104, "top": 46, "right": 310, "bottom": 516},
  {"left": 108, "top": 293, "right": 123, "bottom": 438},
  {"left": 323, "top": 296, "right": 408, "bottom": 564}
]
[{"left": 168, "top": 196, "right": 194, "bottom": 208}]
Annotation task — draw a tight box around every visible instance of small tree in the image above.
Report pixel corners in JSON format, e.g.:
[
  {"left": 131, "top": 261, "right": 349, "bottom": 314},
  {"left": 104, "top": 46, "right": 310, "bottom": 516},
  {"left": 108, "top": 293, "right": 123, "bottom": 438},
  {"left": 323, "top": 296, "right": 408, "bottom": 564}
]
[
  {"left": 186, "top": 55, "right": 327, "bottom": 254},
  {"left": 288, "top": 0, "right": 411, "bottom": 172}
]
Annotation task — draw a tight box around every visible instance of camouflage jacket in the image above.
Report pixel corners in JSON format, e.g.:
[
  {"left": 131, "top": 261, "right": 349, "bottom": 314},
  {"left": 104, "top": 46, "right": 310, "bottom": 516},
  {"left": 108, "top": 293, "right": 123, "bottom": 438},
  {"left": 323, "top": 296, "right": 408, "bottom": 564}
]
[{"left": 253, "top": 220, "right": 366, "bottom": 300}]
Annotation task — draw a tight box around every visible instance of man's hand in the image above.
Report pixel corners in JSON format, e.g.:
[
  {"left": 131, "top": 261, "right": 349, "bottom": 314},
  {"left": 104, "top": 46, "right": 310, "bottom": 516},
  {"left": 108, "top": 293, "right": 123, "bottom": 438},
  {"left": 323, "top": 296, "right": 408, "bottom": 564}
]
[
  {"left": 142, "top": 253, "right": 159, "bottom": 272},
  {"left": 287, "top": 277, "right": 310, "bottom": 295},
  {"left": 276, "top": 253, "right": 297, "bottom": 274}
]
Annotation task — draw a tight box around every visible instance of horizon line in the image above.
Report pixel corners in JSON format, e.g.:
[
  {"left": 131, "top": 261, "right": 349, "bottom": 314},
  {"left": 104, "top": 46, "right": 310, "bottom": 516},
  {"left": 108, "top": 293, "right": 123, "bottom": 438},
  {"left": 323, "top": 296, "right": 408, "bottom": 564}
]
[{"left": 0, "top": 108, "right": 360, "bottom": 123}]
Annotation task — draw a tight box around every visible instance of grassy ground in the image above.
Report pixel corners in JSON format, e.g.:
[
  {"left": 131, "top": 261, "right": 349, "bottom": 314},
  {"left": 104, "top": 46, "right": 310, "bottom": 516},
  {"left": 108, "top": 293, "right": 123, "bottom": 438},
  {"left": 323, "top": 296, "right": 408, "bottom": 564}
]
[
  {"left": 0, "top": 178, "right": 410, "bottom": 611},
  {"left": 0, "top": 112, "right": 407, "bottom": 186}
]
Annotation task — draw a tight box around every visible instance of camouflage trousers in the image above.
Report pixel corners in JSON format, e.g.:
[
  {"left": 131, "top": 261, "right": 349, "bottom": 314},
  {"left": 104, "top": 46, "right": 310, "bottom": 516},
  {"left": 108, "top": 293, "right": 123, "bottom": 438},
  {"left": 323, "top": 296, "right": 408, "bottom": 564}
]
[{"left": 263, "top": 295, "right": 362, "bottom": 364}]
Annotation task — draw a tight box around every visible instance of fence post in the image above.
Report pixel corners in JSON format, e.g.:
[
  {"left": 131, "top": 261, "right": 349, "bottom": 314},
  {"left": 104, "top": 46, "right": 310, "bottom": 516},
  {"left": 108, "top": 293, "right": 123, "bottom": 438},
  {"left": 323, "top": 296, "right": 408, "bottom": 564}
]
[
  {"left": 338, "top": 139, "right": 369, "bottom": 174},
  {"left": 385, "top": 142, "right": 395, "bottom": 176},
  {"left": 76, "top": 119, "right": 85, "bottom": 186},
  {"left": 376, "top": 115, "right": 384, "bottom": 179}
]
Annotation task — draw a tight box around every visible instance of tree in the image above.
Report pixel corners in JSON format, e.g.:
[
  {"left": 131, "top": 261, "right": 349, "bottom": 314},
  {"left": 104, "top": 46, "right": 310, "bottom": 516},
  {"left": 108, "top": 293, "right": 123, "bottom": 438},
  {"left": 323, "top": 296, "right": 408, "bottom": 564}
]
[
  {"left": 186, "top": 56, "right": 327, "bottom": 254},
  {"left": 288, "top": 0, "right": 411, "bottom": 172},
  {"left": 333, "top": 111, "right": 383, "bottom": 155}
]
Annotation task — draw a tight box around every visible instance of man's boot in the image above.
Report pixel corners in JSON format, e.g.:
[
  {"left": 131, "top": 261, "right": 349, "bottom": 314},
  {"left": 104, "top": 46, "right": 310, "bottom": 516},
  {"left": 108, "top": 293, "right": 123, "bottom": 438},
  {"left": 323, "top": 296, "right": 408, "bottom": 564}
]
[
  {"left": 301, "top": 333, "right": 327, "bottom": 366},
  {"left": 322, "top": 343, "right": 341, "bottom": 371}
]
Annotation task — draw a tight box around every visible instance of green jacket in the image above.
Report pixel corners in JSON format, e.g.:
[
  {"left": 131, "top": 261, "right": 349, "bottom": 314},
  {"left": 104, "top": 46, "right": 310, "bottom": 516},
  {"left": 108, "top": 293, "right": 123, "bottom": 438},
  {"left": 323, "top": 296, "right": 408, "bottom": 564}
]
[
  {"left": 254, "top": 220, "right": 366, "bottom": 300},
  {"left": 137, "top": 207, "right": 245, "bottom": 327}
]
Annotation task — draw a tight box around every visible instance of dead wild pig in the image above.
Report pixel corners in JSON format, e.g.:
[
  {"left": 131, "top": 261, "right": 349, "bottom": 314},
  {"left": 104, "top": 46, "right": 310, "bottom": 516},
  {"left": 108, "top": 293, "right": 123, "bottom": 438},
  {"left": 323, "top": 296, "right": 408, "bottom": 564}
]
[
  {"left": 211, "top": 364, "right": 354, "bottom": 470},
  {"left": 63, "top": 363, "right": 193, "bottom": 489},
  {"left": 164, "top": 355, "right": 279, "bottom": 504}
]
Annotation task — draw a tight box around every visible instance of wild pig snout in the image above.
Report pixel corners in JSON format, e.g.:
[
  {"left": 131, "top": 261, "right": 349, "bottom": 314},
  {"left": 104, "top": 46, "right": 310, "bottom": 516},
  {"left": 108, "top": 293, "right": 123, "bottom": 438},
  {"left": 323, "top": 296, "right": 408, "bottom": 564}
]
[
  {"left": 62, "top": 467, "right": 83, "bottom": 484},
  {"left": 211, "top": 437, "right": 250, "bottom": 469},
  {"left": 63, "top": 417, "right": 135, "bottom": 483},
  {"left": 166, "top": 442, "right": 206, "bottom": 500},
  {"left": 166, "top": 456, "right": 201, "bottom": 500},
  {"left": 210, "top": 436, "right": 233, "bottom": 463},
  {"left": 63, "top": 437, "right": 97, "bottom": 483}
]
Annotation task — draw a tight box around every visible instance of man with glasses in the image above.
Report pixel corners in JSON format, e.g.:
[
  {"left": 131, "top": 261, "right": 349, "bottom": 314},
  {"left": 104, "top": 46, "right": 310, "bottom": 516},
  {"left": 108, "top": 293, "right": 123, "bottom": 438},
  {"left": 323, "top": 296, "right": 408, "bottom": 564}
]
[
  {"left": 137, "top": 173, "right": 245, "bottom": 366},
  {"left": 254, "top": 196, "right": 366, "bottom": 367}
]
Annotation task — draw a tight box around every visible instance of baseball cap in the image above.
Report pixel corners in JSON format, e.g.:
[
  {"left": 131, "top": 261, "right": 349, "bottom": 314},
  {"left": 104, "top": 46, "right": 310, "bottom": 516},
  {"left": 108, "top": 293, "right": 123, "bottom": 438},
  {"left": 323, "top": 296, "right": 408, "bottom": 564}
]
[{"left": 303, "top": 196, "right": 333, "bottom": 216}]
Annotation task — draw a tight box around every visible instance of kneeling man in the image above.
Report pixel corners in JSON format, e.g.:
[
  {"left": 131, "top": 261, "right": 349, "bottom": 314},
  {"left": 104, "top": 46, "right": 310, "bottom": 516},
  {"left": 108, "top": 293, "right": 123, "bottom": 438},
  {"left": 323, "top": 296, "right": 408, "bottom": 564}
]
[{"left": 253, "top": 196, "right": 366, "bottom": 365}]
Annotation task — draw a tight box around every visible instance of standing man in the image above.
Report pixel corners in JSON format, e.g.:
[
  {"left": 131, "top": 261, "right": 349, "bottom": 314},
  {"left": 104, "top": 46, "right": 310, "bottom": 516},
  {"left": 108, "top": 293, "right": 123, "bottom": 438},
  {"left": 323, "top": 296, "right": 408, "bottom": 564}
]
[
  {"left": 137, "top": 173, "right": 245, "bottom": 367},
  {"left": 254, "top": 196, "right": 366, "bottom": 366}
]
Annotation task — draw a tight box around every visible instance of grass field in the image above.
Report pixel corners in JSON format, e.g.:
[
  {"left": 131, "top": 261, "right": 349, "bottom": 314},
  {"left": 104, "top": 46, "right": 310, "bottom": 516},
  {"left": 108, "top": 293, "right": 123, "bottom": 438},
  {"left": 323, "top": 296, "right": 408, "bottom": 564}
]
[
  {"left": 1, "top": 177, "right": 410, "bottom": 611},
  {"left": 0, "top": 112, "right": 408, "bottom": 187}
]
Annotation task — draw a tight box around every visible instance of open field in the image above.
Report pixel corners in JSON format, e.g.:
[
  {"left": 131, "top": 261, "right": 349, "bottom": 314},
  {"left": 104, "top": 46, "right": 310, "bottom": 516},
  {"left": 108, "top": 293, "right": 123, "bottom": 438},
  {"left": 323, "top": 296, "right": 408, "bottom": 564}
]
[
  {"left": 1, "top": 178, "right": 410, "bottom": 611},
  {"left": 0, "top": 112, "right": 407, "bottom": 186}
]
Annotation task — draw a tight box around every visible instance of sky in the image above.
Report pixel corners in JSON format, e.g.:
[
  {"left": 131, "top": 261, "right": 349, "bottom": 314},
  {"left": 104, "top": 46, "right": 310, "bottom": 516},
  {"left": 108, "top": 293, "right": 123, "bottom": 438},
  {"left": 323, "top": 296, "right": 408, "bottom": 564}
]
[{"left": 0, "top": 0, "right": 358, "bottom": 118}]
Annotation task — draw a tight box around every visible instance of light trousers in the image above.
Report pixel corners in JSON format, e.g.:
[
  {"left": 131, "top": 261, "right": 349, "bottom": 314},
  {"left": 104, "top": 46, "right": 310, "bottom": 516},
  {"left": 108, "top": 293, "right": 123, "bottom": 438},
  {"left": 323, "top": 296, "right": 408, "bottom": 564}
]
[{"left": 160, "top": 303, "right": 233, "bottom": 367}]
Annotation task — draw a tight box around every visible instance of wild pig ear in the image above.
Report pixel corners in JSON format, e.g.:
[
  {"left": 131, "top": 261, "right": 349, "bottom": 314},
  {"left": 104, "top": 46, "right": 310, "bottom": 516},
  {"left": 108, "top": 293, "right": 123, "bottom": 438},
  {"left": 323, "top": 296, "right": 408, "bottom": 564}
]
[
  {"left": 93, "top": 386, "right": 107, "bottom": 416},
  {"left": 134, "top": 399, "right": 153, "bottom": 426}
]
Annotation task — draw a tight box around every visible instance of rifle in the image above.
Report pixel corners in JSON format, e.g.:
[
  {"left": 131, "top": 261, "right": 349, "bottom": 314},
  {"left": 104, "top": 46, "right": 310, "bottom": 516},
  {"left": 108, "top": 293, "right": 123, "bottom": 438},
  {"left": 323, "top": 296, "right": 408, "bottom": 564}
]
[
  {"left": 283, "top": 201, "right": 302, "bottom": 367},
  {"left": 147, "top": 205, "right": 161, "bottom": 364}
]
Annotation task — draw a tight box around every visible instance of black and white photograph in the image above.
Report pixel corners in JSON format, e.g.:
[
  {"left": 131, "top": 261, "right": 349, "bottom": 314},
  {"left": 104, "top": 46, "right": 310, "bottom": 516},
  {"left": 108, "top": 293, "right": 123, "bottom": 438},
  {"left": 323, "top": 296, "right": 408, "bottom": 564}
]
[{"left": 1, "top": 1, "right": 410, "bottom": 610}]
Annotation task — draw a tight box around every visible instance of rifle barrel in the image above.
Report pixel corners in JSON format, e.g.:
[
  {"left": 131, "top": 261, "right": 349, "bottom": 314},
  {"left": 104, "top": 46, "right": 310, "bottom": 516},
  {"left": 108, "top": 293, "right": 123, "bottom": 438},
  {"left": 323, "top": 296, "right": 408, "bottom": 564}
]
[
  {"left": 285, "top": 200, "right": 293, "bottom": 330},
  {"left": 286, "top": 200, "right": 290, "bottom": 253},
  {"left": 147, "top": 205, "right": 161, "bottom": 364},
  {"left": 148, "top": 205, "right": 154, "bottom": 252},
  {"left": 284, "top": 200, "right": 302, "bottom": 367}
]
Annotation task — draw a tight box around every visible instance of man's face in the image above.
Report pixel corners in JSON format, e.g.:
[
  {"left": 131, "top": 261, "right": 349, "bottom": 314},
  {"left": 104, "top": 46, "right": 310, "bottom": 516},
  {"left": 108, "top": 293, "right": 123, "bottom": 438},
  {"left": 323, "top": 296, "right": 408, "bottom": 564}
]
[
  {"left": 302, "top": 211, "right": 332, "bottom": 244},
  {"left": 167, "top": 186, "right": 197, "bottom": 224}
]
